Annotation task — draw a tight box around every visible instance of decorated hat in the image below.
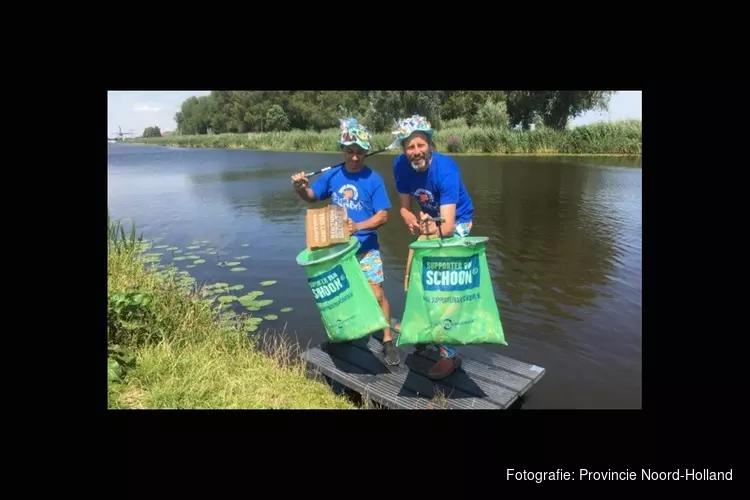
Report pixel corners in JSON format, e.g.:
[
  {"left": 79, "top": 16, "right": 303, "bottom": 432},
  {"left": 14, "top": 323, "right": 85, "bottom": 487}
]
[
  {"left": 338, "top": 118, "right": 372, "bottom": 151},
  {"left": 392, "top": 114, "right": 434, "bottom": 144}
]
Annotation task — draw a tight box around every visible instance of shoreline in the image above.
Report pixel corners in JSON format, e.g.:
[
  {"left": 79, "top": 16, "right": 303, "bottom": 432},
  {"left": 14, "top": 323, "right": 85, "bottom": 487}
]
[
  {"left": 116, "top": 141, "right": 641, "bottom": 158},
  {"left": 118, "top": 120, "right": 642, "bottom": 157}
]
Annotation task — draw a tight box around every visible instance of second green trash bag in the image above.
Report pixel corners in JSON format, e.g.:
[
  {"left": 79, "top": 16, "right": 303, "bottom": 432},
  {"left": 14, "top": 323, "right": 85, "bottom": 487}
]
[
  {"left": 397, "top": 236, "right": 508, "bottom": 347},
  {"left": 296, "top": 236, "right": 389, "bottom": 342}
]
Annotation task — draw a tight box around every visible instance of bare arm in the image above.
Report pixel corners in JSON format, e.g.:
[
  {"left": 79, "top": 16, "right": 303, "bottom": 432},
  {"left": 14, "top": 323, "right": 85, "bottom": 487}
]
[
  {"left": 421, "top": 204, "right": 456, "bottom": 237},
  {"left": 399, "top": 193, "right": 420, "bottom": 234},
  {"left": 352, "top": 210, "right": 388, "bottom": 232},
  {"left": 291, "top": 171, "right": 318, "bottom": 203},
  {"left": 295, "top": 186, "right": 318, "bottom": 203}
]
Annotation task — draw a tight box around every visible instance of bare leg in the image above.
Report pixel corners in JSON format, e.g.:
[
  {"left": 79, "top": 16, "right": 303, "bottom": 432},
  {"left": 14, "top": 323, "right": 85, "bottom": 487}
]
[{"left": 370, "top": 283, "right": 392, "bottom": 342}]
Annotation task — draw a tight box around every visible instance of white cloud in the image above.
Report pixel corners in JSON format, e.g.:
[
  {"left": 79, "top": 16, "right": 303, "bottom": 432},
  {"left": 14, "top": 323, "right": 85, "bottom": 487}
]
[{"left": 133, "top": 104, "right": 162, "bottom": 112}]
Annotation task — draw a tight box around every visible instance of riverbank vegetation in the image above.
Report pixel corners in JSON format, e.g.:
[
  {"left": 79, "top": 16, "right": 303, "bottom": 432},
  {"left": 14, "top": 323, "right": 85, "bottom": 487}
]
[
  {"left": 134, "top": 118, "right": 641, "bottom": 155},
  {"left": 107, "top": 216, "right": 356, "bottom": 409},
  {"left": 127, "top": 91, "right": 641, "bottom": 156}
]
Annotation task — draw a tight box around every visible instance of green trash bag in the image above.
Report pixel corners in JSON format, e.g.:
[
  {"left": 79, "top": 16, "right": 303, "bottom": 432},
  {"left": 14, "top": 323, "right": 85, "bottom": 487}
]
[
  {"left": 397, "top": 236, "right": 507, "bottom": 347},
  {"left": 296, "top": 236, "right": 389, "bottom": 342}
]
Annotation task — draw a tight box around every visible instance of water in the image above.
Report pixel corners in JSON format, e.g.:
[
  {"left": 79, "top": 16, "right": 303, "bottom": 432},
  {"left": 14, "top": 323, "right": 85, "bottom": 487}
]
[{"left": 108, "top": 143, "right": 642, "bottom": 409}]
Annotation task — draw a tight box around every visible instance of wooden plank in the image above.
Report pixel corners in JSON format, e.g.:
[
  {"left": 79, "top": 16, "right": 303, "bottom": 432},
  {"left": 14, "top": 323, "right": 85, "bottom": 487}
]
[
  {"left": 388, "top": 317, "right": 546, "bottom": 386},
  {"left": 316, "top": 340, "right": 500, "bottom": 409},
  {"left": 361, "top": 336, "right": 517, "bottom": 408},
  {"left": 301, "top": 348, "right": 432, "bottom": 409},
  {"left": 299, "top": 317, "right": 546, "bottom": 410},
  {"left": 347, "top": 338, "right": 502, "bottom": 409}
]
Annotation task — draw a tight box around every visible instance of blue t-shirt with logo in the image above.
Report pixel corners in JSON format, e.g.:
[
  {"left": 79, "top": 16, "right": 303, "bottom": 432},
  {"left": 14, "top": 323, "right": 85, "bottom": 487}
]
[
  {"left": 310, "top": 165, "right": 391, "bottom": 253},
  {"left": 393, "top": 151, "right": 474, "bottom": 223}
]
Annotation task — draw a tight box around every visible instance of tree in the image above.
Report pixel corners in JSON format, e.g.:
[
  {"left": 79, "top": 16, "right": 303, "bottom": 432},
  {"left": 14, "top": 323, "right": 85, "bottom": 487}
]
[
  {"left": 538, "top": 91, "right": 614, "bottom": 130},
  {"left": 473, "top": 99, "right": 509, "bottom": 129},
  {"left": 265, "top": 104, "right": 290, "bottom": 131},
  {"left": 142, "top": 126, "right": 161, "bottom": 138}
]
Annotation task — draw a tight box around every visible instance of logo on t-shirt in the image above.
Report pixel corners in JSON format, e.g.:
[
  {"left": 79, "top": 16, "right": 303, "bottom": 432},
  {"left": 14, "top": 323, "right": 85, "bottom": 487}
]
[
  {"left": 413, "top": 188, "right": 437, "bottom": 210},
  {"left": 333, "top": 184, "right": 364, "bottom": 211}
]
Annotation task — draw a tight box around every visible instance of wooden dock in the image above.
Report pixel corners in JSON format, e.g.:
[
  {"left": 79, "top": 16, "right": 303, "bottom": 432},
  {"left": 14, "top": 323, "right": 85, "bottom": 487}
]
[{"left": 300, "top": 318, "right": 546, "bottom": 409}]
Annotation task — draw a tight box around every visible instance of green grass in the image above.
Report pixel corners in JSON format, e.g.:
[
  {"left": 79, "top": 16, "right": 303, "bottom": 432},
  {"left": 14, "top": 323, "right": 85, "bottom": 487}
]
[
  {"left": 107, "top": 217, "right": 356, "bottom": 409},
  {"left": 129, "top": 120, "right": 641, "bottom": 156}
]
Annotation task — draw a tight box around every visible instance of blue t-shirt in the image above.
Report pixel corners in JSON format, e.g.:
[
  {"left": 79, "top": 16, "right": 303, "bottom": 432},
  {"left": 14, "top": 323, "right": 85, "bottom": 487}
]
[
  {"left": 393, "top": 151, "right": 474, "bottom": 223},
  {"left": 310, "top": 165, "right": 391, "bottom": 253}
]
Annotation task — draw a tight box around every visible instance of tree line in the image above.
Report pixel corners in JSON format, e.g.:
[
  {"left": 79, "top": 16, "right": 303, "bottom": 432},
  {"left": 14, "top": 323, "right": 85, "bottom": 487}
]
[{"left": 174, "top": 91, "right": 616, "bottom": 136}]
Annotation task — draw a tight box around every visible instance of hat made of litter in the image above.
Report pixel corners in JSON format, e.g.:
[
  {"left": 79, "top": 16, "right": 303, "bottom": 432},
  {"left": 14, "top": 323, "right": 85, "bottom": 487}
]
[
  {"left": 392, "top": 114, "right": 434, "bottom": 144},
  {"left": 338, "top": 118, "right": 372, "bottom": 151}
]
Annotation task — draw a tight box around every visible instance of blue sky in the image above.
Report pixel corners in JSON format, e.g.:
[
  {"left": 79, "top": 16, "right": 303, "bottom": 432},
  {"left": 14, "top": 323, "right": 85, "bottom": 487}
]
[{"left": 108, "top": 90, "right": 641, "bottom": 136}]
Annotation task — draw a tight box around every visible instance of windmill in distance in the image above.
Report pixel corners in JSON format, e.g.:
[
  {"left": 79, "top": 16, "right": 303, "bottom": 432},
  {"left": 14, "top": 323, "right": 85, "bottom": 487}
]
[{"left": 109, "top": 125, "right": 134, "bottom": 142}]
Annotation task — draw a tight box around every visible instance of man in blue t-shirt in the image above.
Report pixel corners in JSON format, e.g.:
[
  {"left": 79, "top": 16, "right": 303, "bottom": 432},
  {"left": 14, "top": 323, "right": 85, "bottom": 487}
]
[
  {"left": 391, "top": 114, "right": 476, "bottom": 380},
  {"left": 291, "top": 118, "right": 399, "bottom": 366}
]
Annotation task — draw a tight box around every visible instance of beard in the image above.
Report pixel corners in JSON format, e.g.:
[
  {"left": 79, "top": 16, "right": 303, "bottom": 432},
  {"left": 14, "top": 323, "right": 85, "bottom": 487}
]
[{"left": 409, "top": 152, "right": 431, "bottom": 172}]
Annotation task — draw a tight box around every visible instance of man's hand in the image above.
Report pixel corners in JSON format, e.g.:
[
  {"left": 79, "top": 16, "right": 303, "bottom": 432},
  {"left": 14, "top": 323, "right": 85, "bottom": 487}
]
[
  {"left": 347, "top": 218, "right": 358, "bottom": 234},
  {"left": 419, "top": 212, "right": 439, "bottom": 238},
  {"left": 291, "top": 171, "right": 309, "bottom": 191},
  {"left": 401, "top": 208, "right": 421, "bottom": 236}
]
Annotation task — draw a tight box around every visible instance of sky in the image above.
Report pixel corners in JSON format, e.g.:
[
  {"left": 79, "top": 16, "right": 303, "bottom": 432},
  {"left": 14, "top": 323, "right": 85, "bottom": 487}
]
[{"left": 107, "top": 90, "right": 641, "bottom": 136}]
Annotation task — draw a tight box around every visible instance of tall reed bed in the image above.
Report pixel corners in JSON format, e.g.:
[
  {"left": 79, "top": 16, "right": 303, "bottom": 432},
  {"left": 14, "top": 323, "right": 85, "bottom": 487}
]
[{"left": 133, "top": 120, "right": 641, "bottom": 155}]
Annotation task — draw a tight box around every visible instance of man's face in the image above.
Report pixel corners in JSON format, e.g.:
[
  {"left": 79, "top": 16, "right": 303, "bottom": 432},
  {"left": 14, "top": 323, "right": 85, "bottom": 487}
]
[
  {"left": 343, "top": 145, "right": 367, "bottom": 168},
  {"left": 404, "top": 132, "right": 431, "bottom": 171}
]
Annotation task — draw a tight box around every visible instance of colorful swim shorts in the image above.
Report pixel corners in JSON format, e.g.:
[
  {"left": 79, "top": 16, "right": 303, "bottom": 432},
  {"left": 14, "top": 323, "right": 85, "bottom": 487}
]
[{"left": 357, "top": 249, "right": 384, "bottom": 285}]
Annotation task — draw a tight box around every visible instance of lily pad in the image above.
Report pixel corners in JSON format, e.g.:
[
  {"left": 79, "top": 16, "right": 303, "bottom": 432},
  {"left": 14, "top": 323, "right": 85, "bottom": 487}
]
[
  {"left": 186, "top": 264, "right": 196, "bottom": 268},
  {"left": 218, "top": 295, "right": 238, "bottom": 303},
  {"left": 220, "top": 310, "right": 237, "bottom": 320},
  {"left": 260, "top": 280, "right": 277, "bottom": 287},
  {"left": 207, "top": 282, "right": 229, "bottom": 289},
  {"left": 235, "top": 255, "right": 250, "bottom": 260},
  {"left": 238, "top": 292, "right": 264, "bottom": 306},
  {"left": 228, "top": 284, "right": 244, "bottom": 291},
  {"left": 208, "top": 251, "right": 218, "bottom": 255},
  {"left": 246, "top": 317, "right": 263, "bottom": 332},
  {"left": 246, "top": 299, "right": 273, "bottom": 311},
  {"left": 144, "top": 252, "right": 163, "bottom": 257},
  {"left": 241, "top": 244, "right": 250, "bottom": 247},
  {"left": 200, "top": 240, "right": 211, "bottom": 244},
  {"left": 173, "top": 256, "right": 187, "bottom": 261},
  {"left": 224, "top": 261, "right": 241, "bottom": 266},
  {"left": 186, "top": 255, "right": 200, "bottom": 260},
  {"left": 167, "top": 246, "right": 179, "bottom": 251},
  {"left": 263, "top": 314, "right": 278, "bottom": 320},
  {"left": 194, "top": 259, "right": 206, "bottom": 264},
  {"left": 186, "top": 245, "right": 200, "bottom": 250},
  {"left": 231, "top": 267, "right": 247, "bottom": 272},
  {"left": 154, "top": 245, "right": 169, "bottom": 249},
  {"left": 178, "top": 271, "right": 189, "bottom": 276},
  {"left": 280, "top": 307, "right": 293, "bottom": 312}
]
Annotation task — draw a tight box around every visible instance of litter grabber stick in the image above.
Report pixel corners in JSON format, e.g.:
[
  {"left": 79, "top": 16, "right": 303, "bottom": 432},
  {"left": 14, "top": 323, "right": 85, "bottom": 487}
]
[
  {"left": 303, "top": 136, "right": 401, "bottom": 178},
  {"left": 404, "top": 216, "right": 445, "bottom": 293}
]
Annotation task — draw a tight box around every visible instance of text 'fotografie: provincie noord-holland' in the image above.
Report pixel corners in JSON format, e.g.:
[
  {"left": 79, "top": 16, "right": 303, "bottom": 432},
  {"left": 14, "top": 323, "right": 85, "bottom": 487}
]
[{"left": 507, "top": 469, "right": 732, "bottom": 482}]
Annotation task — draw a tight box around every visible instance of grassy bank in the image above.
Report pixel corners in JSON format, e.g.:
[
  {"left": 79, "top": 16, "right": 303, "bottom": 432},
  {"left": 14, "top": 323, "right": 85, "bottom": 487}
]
[
  {"left": 107, "top": 217, "right": 356, "bottom": 409},
  {"left": 131, "top": 119, "right": 642, "bottom": 156}
]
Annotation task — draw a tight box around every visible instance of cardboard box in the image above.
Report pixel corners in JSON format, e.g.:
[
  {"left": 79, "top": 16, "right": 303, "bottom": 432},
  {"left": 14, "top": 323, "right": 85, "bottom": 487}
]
[{"left": 306, "top": 204, "right": 351, "bottom": 250}]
